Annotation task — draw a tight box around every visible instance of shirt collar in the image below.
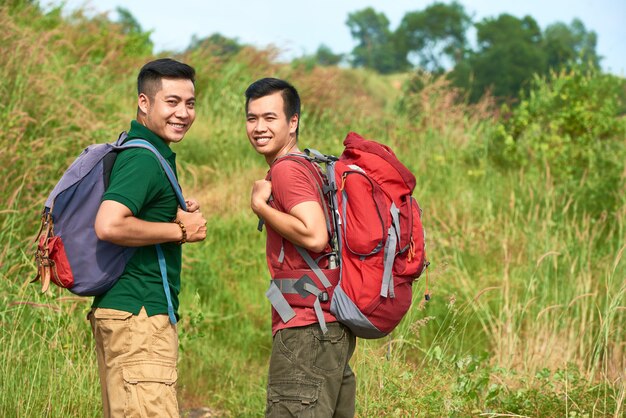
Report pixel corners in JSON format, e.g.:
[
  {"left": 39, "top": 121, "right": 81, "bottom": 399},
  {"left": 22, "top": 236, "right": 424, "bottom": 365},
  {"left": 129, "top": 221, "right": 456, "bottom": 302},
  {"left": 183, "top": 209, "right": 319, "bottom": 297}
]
[{"left": 126, "top": 120, "right": 174, "bottom": 159}]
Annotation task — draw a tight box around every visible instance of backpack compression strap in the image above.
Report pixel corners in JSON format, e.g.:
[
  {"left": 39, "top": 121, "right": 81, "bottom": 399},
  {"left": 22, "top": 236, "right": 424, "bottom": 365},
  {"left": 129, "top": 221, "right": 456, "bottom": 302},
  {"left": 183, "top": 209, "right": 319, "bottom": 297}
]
[{"left": 381, "top": 203, "right": 401, "bottom": 298}]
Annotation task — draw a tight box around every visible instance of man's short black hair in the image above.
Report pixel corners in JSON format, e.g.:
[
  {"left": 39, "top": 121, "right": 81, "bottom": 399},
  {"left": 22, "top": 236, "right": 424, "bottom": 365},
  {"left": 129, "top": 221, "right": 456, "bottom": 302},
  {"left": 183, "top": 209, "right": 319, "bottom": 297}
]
[
  {"left": 245, "top": 78, "right": 301, "bottom": 137},
  {"left": 137, "top": 58, "right": 196, "bottom": 100}
]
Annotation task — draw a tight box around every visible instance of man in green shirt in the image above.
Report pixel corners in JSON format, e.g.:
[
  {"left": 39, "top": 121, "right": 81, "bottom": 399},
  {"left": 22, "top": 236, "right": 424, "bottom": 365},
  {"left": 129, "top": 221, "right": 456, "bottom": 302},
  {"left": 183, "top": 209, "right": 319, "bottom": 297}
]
[{"left": 90, "top": 58, "right": 207, "bottom": 418}]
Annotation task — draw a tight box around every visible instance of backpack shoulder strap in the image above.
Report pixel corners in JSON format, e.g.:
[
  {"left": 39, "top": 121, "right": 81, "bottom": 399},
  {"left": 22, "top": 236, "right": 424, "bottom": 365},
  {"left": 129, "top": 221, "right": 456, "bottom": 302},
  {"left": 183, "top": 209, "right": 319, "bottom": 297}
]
[
  {"left": 116, "top": 139, "right": 187, "bottom": 211},
  {"left": 115, "top": 137, "right": 184, "bottom": 326}
]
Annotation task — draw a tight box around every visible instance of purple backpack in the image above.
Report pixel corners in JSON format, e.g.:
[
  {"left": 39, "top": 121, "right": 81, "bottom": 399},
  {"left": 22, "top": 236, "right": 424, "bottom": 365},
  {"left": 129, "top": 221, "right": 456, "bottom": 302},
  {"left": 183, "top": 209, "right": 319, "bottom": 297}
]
[{"left": 34, "top": 132, "right": 185, "bottom": 324}]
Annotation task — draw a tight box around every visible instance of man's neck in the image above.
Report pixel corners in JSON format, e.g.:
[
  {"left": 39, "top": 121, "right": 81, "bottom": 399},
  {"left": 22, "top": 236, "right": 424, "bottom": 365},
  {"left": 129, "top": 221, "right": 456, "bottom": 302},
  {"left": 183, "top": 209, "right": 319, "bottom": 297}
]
[{"left": 266, "top": 141, "right": 300, "bottom": 165}]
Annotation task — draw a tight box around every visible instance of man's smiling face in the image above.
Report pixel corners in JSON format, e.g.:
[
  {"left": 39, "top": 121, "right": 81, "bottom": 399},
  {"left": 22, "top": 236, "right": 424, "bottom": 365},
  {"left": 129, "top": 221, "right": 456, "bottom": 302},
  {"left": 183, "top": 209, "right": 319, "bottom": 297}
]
[
  {"left": 139, "top": 77, "right": 196, "bottom": 145},
  {"left": 246, "top": 91, "right": 298, "bottom": 164}
]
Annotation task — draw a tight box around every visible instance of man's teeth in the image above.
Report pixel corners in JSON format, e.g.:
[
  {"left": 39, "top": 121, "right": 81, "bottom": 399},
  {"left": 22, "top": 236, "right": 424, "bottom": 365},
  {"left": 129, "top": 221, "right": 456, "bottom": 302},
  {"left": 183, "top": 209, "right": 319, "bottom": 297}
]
[
  {"left": 256, "top": 137, "right": 271, "bottom": 145},
  {"left": 170, "top": 123, "right": 185, "bottom": 128}
]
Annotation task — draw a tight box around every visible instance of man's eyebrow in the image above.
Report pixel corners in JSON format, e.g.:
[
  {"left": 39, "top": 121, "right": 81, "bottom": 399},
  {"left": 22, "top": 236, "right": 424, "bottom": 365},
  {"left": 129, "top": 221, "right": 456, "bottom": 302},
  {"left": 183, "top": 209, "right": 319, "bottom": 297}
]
[
  {"left": 247, "top": 111, "right": 278, "bottom": 117},
  {"left": 163, "top": 94, "right": 195, "bottom": 101}
]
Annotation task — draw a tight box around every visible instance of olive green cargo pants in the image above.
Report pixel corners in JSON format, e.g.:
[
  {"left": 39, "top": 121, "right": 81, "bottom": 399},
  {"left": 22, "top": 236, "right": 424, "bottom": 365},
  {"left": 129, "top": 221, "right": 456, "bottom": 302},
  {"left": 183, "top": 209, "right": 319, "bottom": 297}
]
[{"left": 266, "top": 322, "right": 357, "bottom": 417}]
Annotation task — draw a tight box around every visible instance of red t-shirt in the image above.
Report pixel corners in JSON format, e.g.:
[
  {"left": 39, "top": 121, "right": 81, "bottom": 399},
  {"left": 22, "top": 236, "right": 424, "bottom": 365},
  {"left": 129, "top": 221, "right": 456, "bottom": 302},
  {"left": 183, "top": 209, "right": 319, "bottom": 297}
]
[{"left": 266, "top": 158, "right": 337, "bottom": 334}]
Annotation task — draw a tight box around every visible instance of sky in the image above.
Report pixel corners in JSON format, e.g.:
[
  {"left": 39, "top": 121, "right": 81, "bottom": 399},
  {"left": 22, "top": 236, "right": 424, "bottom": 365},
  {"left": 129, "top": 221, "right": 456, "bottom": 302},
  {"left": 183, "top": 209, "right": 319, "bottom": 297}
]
[{"left": 49, "top": 0, "right": 625, "bottom": 75}]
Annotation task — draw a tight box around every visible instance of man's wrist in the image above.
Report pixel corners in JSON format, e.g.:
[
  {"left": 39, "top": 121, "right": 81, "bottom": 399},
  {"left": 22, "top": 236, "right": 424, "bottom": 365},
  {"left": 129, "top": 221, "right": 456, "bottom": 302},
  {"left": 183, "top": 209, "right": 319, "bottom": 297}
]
[
  {"left": 173, "top": 219, "right": 187, "bottom": 244},
  {"left": 252, "top": 198, "right": 270, "bottom": 215}
]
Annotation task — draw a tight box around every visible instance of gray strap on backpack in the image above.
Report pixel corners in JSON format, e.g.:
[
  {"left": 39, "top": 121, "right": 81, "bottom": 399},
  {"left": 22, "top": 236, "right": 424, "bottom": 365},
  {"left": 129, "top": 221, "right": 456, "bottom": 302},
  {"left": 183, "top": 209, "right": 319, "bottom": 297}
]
[
  {"left": 269, "top": 279, "right": 328, "bottom": 334},
  {"left": 381, "top": 203, "right": 401, "bottom": 298},
  {"left": 305, "top": 148, "right": 336, "bottom": 164},
  {"left": 325, "top": 162, "right": 344, "bottom": 259},
  {"left": 294, "top": 246, "right": 332, "bottom": 288},
  {"left": 266, "top": 281, "right": 296, "bottom": 323},
  {"left": 306, "top": 284, "right": 328, "bottom": 334}
]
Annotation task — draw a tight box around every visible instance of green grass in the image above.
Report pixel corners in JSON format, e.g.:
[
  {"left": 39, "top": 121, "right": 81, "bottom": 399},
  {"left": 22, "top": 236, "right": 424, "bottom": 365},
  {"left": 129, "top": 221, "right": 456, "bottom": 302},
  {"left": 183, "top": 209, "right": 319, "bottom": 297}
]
[{"left": 1, "top": 2, "right": 625, "bottom": 417}]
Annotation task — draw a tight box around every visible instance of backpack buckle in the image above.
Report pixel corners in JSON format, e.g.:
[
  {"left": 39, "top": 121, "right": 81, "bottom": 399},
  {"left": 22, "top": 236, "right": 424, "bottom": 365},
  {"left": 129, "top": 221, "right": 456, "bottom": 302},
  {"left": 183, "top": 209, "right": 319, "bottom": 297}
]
[
  {"left": 293, "top": 274, "right": 328, "bottom": 303},
  {"left": 292, "top": 274, "right": 316, "bottom": 298}
]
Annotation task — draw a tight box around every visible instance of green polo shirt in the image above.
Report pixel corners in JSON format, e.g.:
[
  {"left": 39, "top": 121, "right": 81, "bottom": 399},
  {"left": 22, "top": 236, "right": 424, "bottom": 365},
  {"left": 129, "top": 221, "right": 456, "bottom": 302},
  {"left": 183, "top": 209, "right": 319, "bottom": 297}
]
[{"left": 92, "top": 120, "right": 183, "bottom": 318}]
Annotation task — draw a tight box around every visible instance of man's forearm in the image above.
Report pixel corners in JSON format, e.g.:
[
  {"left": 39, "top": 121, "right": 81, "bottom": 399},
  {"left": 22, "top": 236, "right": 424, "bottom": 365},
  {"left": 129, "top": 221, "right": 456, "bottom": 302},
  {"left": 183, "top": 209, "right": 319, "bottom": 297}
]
[{"left": 95, "top": 215, "right": 184, "bottom": 247}]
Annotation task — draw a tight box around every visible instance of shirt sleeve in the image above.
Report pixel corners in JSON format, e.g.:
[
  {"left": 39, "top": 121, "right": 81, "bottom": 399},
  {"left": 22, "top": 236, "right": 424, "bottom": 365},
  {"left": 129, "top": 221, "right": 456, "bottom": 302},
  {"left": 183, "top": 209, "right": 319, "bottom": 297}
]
[
  {"left": 270, "top": 159, "right": 322, "bottom": 213},
  {"left": 102, "top": 150, "right": 166, "bottom": 216}
]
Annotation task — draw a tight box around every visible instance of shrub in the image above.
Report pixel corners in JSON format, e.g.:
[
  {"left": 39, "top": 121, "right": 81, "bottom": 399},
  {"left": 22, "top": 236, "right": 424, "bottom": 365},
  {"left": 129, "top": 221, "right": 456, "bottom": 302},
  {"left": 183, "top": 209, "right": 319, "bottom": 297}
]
[{"left": 488, "top": 65, "right": 626, "bottom": 213}]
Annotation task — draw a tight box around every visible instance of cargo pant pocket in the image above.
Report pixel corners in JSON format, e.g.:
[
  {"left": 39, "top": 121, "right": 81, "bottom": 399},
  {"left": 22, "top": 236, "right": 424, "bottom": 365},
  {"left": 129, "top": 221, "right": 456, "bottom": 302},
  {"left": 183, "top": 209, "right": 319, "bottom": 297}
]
[
  {"left": 91, "top": 308, "right": 134, "bottom": 357},
  {"left": 266, "top": 379, "right": 320, "bottom": 418},
  {"left": 312, "top": 323, "right": 348, "bottom": 373},
  {"left": 122, "top": 361, "right": 178, "bottom": 418}
]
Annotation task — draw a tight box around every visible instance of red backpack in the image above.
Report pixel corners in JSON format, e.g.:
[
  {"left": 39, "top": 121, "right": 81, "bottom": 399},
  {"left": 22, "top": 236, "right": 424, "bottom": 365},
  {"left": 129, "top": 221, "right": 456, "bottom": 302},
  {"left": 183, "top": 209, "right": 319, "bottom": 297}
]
[{"left": 265, "top": 132, "right": 428, "bottom": 339}]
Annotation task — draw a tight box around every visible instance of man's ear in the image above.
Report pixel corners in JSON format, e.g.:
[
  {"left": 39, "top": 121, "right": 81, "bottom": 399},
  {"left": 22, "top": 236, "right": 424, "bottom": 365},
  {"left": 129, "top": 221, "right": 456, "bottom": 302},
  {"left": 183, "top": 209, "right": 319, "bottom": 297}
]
[
  {"left": 289, "top": 113, "right": 299, "bottom": 134},
  {"left": 138, "top": 93, "right": 150, "bottom": 115}
]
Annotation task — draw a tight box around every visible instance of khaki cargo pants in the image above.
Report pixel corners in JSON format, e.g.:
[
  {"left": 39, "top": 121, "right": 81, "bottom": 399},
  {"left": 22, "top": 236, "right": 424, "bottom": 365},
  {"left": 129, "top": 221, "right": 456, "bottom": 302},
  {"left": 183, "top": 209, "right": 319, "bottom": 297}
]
[
  {"left": 90, "top": 307, "right": 179, "bottom": 418},
  {"left": 266, "top": 322, "right": 357, "bottom": 417}
]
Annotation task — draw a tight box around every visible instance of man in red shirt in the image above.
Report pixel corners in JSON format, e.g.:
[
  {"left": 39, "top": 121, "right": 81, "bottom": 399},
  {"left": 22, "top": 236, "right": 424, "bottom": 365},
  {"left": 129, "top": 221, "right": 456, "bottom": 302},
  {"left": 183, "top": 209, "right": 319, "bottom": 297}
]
[{"left": 246, "top": 78, "right": 357, "bottom": 417}]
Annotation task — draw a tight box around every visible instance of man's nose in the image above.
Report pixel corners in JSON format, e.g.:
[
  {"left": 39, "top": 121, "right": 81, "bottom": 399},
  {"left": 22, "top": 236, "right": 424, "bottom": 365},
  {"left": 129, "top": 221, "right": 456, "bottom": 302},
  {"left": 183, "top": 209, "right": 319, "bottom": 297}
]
[
  {"left": 176, "top": 104, "right": 190, "bottom": 118},
  {"left": 254, "top": 119, "right": 267, "bottom": 131}
]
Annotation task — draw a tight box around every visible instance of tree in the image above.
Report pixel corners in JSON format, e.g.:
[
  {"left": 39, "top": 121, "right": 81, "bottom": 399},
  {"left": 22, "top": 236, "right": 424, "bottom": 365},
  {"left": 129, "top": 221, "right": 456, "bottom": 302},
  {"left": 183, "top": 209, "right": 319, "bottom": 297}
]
[
  {"left": 543, "top": 19, "right": 600, "bottom": 71},
  {"left": 396, "top": 1, "right": 471, "bottom": 74},
  {"left": 114, "top": 7, "right": 153, "bottom": 55},
  {"left": 186, "top": 33, "right": 242, "bottom": 57},
  {"left": 290, "top": 44, "right": 344, "bottom": 71},
  {"left": 115, "top": 7, "right": 143, "bottom": 35},
  {"left": 450, "top": 14, "right": 546, "bottom": 102},
  {"left": 346, "top": 7, "right": 407, "bottom": 73},
  {"left": 314, "top": 44, "right": 344, "bottom": 66}
]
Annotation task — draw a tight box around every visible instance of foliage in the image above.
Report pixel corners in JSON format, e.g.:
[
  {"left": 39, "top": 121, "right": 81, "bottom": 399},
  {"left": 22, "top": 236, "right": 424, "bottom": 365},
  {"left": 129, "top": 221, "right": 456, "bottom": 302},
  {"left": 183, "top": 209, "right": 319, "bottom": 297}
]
[
  {"left": 113, "top": 6, "right": 154, "bottom": 56},
  {"left": 396, "top": 1, "right": 471, "bottom": 74},
  {"left": 450, "top": 14, "right": 546, "bottom": 102},
  {"left": 488, "top": 64, "right": 626, "bottom": 213},
  {"left": 543, "top": 19, "right": 600, "bottom": 71},
  {"left": 290, "top": 44, "right": 344, "bottom": 71},
  {"left": 346, "top": 6, "right": 603, "bottom": 105},
  {"left": 313, "top": 44, "right": 344, "bottom": 66},
  {"left": 186, "top": 33, "right": 243, "bottom": 58},
  {"left": 397, "top": 69, "right": 494, "bottom": 135},
  {"left": 346, "top": 7, "right": 407, "bottom": 74}
]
